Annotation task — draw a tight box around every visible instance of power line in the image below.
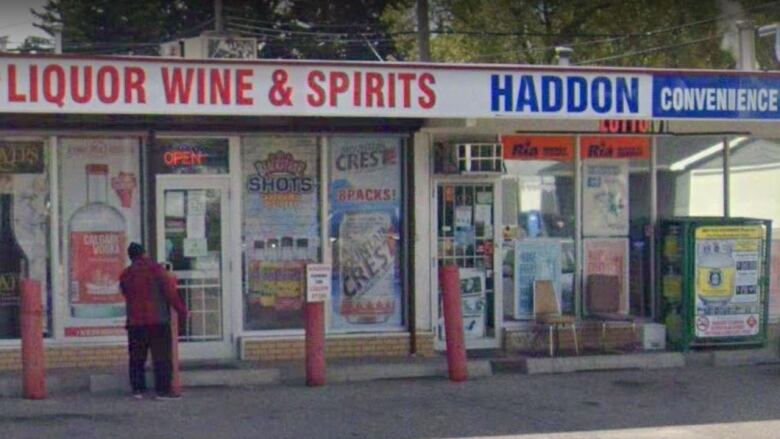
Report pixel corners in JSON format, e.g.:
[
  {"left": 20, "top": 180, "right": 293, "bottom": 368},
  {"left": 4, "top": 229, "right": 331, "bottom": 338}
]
[{"left": 579, "top": 34, "right": 724, "bottom": 65}]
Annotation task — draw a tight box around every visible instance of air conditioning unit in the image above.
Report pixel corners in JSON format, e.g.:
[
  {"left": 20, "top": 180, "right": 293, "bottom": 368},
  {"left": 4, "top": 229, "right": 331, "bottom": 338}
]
[
  {"left": 456, "top": 143, "right": 503, "bottom": 174},
  {"left": 159, "top": 34, "right": 257, "bottom": 59}
]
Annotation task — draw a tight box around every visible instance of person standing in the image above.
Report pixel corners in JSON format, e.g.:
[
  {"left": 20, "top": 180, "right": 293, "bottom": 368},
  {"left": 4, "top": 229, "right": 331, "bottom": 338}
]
[{"left": 120, "top": 243, "right": 188, "bottom": 400}]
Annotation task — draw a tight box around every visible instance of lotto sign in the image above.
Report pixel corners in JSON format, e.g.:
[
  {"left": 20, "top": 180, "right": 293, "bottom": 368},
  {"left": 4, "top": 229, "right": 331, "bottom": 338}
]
[{"left": 306, "top": 264, "right": 331, "bottom": 302}]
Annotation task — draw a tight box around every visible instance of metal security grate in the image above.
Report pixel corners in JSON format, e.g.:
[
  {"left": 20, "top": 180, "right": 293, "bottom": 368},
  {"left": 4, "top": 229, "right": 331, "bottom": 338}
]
[{"left": 436, "top": 182, "right": 496, "bottom": 341}]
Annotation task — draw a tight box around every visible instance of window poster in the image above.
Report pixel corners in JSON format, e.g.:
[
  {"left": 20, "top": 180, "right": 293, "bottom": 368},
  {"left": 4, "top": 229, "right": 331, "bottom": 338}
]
[
  {"left": 330, "top": 136, "right": 403, "bottom": 331},
  {"left": 694, "top": 226, "right": 764, "bottom": 338},
  {"left": 513, "top": 239, "right": 562, "bottom": 319},
  {"left": 459, "top": 267, "right": 486, "bottom": 339},
  {"left": 60, "top": 138, "right": 141, "bottom": 337},
  {"left": 242, "top": 136, "right": 320, "bottom": 330},
  {"left": 0, "top": 141, "right": 50, "bottom": 339},
  {"left": 583, "top": 238, "right": 630, "bottom": 314},
  {"left": 582, "top": 161, "right": 629, "bottom": 237}
]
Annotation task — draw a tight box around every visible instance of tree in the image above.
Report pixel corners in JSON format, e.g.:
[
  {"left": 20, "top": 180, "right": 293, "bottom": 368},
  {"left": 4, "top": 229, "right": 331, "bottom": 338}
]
[
  {"left": 382, "top": 0, "right": 780, "bottom": 68},
  {"left": 32, "top": 0, "right": 215, "bottom": 55},
  {"left": 31, "top": 0, "right": 406, "bottom": 60}
]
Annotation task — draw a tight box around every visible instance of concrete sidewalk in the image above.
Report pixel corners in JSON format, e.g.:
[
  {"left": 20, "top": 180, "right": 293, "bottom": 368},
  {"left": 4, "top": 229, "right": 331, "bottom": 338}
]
[
  {"left": 3, "top": 364, "right": 780, "bottom": 439},
  {"left": 0, "top": 346, "right": 776, "bottom": 397}
]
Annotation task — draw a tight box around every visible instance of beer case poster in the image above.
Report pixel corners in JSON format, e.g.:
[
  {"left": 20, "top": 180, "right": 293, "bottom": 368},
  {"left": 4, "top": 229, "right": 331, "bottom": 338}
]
[
  {"left": 60, "top": 138, "right": 141, "bottom": 337},
  {"left": 242, "top": 137, "right": 320, "bottom": 330},
  {"left": 513, "top": 239, "right": 562, "bottom": 319},
  {"left": 693, "top": 226, "right": 763, "bottom": 338},
  {"left": 582, "top": 161, "right": 629, "bottom": 237},
  {"left": 329, "top": 136, "right": 403, "bottom": 331},
  {"left": 0, "top": 141, "right": 49, "bottom": 339}
]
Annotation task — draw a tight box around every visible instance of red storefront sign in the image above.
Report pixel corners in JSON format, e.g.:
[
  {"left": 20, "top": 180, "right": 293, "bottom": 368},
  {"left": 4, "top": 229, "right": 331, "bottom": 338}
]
[
  {"left": 501, "top": 135, "right": 574, "bottom": 161},
  {"left": 580, "top": 136, "right": 650, "bottom": 160}
]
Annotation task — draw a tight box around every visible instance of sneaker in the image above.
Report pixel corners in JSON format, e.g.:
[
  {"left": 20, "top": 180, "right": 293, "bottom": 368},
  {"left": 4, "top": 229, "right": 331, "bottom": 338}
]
[
  {"left": 131, "top": 392, "right": 144, "bottom": 400},
  {"left": 155, "top": 393, "right": 181, "bottom": 401}
]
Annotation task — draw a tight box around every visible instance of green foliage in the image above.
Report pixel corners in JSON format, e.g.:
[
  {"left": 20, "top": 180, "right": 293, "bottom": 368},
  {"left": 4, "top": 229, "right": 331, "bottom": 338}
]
[
  {"left": 383, "top": 0, "right": 780, "bottom": 68},
  {"left": 31, "top": 0, "right": 406, "bottom": 59},
  {"left": 29, "top": 0, "right": 780, "bottom": 67}
]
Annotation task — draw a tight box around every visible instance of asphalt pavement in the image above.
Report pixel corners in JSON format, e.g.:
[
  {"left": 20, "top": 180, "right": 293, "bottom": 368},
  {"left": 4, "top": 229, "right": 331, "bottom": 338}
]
[{"left": 2, "top": 364, "right": 780, "bottom": 439}]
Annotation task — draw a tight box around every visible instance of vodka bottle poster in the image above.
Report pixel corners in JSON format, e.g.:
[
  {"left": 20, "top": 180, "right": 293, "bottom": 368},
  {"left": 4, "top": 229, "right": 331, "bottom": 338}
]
[{"left": 60, "top": 138, "right": 141, "bottom": 337}]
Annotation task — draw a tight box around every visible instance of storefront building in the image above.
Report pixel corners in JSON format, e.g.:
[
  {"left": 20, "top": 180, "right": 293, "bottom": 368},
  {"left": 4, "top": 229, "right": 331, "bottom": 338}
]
[{"left": 1, "top": 53, "right": 779, "bottom": 369}]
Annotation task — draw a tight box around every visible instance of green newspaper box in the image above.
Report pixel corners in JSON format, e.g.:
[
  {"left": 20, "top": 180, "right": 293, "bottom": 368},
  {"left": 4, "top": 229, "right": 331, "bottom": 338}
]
[{"left": 658, "top": 217, "right": 771, "bottom": 351}]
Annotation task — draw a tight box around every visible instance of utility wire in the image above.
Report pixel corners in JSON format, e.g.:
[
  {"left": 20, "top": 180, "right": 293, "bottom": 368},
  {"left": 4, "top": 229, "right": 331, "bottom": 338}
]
[{"left": 579, "top": 34, "right": 724, "bottom": 65}]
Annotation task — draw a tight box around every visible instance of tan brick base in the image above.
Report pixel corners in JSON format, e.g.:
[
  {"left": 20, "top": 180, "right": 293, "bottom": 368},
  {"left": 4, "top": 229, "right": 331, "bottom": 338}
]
[
  {"left": 0, "top": 345, "right": 127, "bottom": 371},
  {"left": 241, "top": 332, "right": 436, "bottom": 362},
  {"left": 503, "top": 322, "right": 640, "bottom": 355}
]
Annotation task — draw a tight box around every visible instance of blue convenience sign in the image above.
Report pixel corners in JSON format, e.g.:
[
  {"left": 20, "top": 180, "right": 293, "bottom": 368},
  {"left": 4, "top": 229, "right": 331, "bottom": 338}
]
[{"left": 652, "top": 74, "right": 780, "bottom": 120}]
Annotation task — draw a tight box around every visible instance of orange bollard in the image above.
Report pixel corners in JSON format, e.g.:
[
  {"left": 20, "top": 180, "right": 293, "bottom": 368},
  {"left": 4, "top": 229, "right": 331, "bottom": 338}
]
[
  {"left": 20, "top": 279, "right": 46, "bottom": 399},
  {"left": 439, "top": 265, "right": 468, "bottom": 382},
  {"left": 166, "top": 274, "right": 181, "bottom": 397},
  {"left": 304, "top": 300, "right": 326, "bottom": 387}
]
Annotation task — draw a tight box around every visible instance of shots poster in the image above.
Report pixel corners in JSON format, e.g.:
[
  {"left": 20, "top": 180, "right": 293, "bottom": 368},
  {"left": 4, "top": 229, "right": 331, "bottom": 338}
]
[
  {"left": 330, "top": 136, "right": 403, "bottom": 331},
  {"left": 693, "top": 226, "right": 764, "bottom": 339},
  {"left": 242, "top": 136, "right": 320, "bottom": 330},
  {"left": 513, "top": 239, "right": 562, "bottom": 319},
  {"left": 0, "top": 141, "right": 49, "bottom": 339},
  {"left": 582, "top": 161, "right": 629, "bottom": 237},
  {"left": 583, "top": 238, "right": 629, "bottom": 314},
  {"left": 60, "top": 138, "right": 141, "bottom": 337}
]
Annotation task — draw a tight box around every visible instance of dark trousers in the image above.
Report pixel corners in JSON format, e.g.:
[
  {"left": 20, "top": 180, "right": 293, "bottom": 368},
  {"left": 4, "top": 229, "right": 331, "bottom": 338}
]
[{"left": 127, "top": 324, "right": 173, "bottom": 395}]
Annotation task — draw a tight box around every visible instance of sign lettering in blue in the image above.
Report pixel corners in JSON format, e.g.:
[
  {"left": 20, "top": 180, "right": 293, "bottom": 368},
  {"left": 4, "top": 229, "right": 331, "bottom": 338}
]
[
  {"left": 490, "top": 74, "right": 641, "bottom": 115},
  {"left": 653, "top": 74, "right": 780, "bottom": 119}
]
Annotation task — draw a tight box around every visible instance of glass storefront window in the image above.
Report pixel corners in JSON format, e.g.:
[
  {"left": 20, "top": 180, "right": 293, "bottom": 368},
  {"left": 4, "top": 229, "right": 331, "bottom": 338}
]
[
  {"left": 242, "top": 136, "right": 320, "bottom": 331},
  {"left": 502, "top": 157, "right": 576, "bottom": 322},
  {"left": 725, "top": 138, "right": 780, "bottom": 321},
  {"left": 580, "top": 136, "right": 651, "bottom": 319},
  {"left": 59, "top": 138, "right": 142, "bottom": 338},
  {"left": 656, "top": 136, "right": 726, "bottom": 219},
  {"left": 329, "top": 136, "right": 405, "bottom": 332},
  {"left": 0, "top": 140, "right": 51, "bottom": 339}
]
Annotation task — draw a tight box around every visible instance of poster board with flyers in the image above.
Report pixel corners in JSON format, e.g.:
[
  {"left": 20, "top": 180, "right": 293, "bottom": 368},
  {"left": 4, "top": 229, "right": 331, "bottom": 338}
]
[{"left": 59, "top": 138, "right": 142, "bottom": 338}]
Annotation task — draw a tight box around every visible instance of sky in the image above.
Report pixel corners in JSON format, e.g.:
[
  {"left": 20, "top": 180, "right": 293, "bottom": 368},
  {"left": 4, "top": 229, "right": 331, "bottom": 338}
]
[{"left": 0, "top": 0, "right": 50, "bottom": 48}]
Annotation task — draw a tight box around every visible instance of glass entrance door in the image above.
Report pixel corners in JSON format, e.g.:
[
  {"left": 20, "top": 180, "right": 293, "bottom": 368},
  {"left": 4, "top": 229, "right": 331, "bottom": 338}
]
[
  {"left": 433, "top": 181, "right": 502, "bottom": 350},
  {"left": 156, "top": 176, "right": 232, "bottom": 360}
]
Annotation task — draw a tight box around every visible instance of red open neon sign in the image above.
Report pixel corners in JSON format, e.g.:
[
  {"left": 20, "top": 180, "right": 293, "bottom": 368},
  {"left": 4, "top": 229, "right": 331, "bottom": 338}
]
[{"left": 163, "top": 151, "right": 204, "bottom": 167}]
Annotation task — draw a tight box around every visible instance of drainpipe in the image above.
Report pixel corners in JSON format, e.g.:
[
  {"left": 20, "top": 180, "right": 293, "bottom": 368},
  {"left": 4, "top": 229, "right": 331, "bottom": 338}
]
[
  {"left": 555, "top": 46, "right": 573, "bottom": 66},
  {"left": 736, "top": 20, "right": 756, "bottom": 71}
]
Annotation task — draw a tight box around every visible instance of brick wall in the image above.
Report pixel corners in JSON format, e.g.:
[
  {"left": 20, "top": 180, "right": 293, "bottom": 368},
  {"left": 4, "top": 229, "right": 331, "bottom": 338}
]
[
  {"left": 0, "top": 345, "right": 126, "bottom": 371},
  {"left": 241, "top": 332, "right": 436, "bottom": 362},
  {"left": 504, "top": 322, "right": 640, "bottom": 355}
]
